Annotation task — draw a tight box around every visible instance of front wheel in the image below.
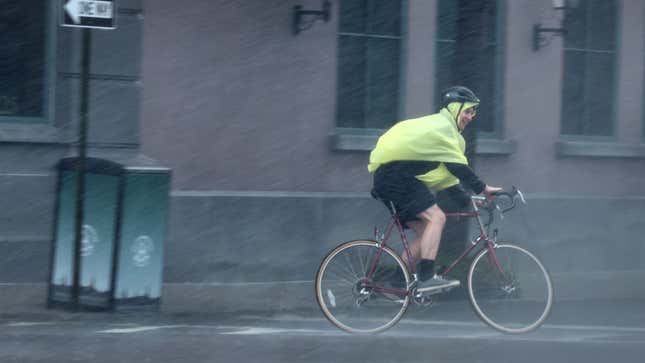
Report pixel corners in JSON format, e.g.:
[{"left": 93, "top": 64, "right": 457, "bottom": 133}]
[
  {"left": 467, "top": 243, "right": 553, "bottom": 334},
  {"left": 315, "top": 240, "right": 411, "bottom": 334}
]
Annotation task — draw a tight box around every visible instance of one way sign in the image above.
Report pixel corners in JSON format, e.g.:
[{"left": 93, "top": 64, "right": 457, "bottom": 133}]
[{"left": 62, "top": 0, "right": 116, "bottom": 29}]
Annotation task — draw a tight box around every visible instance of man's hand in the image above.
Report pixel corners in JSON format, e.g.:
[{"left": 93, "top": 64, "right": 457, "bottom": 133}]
[{"left": 484, "top": 185, "right": 503, "bottom": 199}]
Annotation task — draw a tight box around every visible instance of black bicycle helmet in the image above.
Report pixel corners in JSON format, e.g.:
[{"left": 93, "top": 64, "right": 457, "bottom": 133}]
[{"left": 441, "top": 86, "right": 480, "bottom": 107}]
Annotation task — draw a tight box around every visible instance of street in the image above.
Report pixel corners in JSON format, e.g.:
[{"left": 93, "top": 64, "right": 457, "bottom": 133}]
[{"left": 2, "top": 299, "right": 644, "bottom": 363}]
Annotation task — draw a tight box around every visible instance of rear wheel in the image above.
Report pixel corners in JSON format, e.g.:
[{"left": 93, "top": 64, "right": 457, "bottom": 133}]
[
  {"left": 315, "top": 240, "right": 410, "bottom": 334},
  {"left": 467, "top": 243, "right": 553, "bottom": 334}
]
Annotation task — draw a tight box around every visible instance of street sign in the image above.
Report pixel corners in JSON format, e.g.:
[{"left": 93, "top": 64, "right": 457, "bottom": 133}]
[{"left": 61, "top": 0, "right": 116, "bottom": 29}]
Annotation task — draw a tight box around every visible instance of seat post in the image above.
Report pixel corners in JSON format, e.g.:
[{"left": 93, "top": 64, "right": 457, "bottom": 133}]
[{"left": 388, "top": 200, "right": 397, "bottom": 216}]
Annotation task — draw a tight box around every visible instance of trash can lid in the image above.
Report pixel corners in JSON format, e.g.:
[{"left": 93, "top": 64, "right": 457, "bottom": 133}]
[{"left": 58, "top": 152, "right": 170, "bottom": 175}]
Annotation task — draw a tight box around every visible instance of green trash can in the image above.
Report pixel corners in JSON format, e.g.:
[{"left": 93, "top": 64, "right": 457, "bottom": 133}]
[{"left": 47, "top": 156, "right": 171, "bottom": 310}]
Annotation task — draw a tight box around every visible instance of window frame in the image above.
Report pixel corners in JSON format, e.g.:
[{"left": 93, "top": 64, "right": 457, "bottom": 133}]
[
  {"left": 0, "top": 1, "right": 58, "bottom": 141},
  {"left": 559, "top": 0, "right": 620, "bottom": 140},
  {"left": 334, "top": 0, "right": 405, "bottom": 132},
  {"left": 433, "top": 0, "right": 507, "bottom": 141}
]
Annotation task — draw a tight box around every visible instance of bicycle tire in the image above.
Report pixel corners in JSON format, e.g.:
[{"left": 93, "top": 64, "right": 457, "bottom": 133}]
[
  {"left": 467, "top": 243, "right": 553, "bottom": 334},
  {"left": 315, "top": 239, "right": 410, "bottom": 334}
]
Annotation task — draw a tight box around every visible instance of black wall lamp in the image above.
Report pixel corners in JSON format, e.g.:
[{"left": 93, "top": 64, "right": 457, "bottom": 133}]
[
  {"left": 532, "top": 0, "right": 579, "bottom": 51},
  {"left": 293, "top": 0, "right": 332, "bottom": 35}
]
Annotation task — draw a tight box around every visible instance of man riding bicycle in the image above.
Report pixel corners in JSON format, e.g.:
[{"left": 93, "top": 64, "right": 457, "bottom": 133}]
[{"left": 368, "top": 86, "right": 502, "bottom": 293}]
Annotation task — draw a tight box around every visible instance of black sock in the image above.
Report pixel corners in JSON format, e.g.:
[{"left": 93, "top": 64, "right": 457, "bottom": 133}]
[{"left": 416, "top": 259, "right": 435, "bottom": 281}]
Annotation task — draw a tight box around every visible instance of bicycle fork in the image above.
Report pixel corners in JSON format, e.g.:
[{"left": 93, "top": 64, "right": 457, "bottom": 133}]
[{"left": 484, "top": 242, "right": 516, "bottom": 293}]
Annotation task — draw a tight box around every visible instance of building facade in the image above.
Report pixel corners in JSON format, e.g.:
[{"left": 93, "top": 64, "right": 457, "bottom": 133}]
[{"left": 1, "top": 0, "right": 644, "bottom": 311}]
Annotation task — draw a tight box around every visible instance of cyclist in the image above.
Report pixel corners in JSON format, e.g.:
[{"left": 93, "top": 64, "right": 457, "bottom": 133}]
[{"left": 368, "top": 86, "right": 502, "bottom": 293}]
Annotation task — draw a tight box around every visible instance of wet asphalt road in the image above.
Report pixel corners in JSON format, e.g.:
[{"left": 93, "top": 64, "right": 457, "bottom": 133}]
[{"left": 2, "top": 300, "right": 645, "bottom": 363}]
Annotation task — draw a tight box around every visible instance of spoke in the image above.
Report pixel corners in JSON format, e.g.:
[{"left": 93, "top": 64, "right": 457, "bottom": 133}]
[
  {"left": 325, "top": 268, "right": 357, "bottom": 287},
  {"left": 324, "top": 260, "right": 352, "bottom": 283},
  {"left": 357, "top": 245, "right": 368, "bottom": 278},
  {"left": 343, "top": 249, "right": 360, "bottom": 280},
  {"left": 363, "top": 246, "right": 376, "bottom": 278},
  {"left": 360, "top": 245, "right": 378, "bottom": 278},
  {"left": 331, "top": 254, "right": 360, "bottom": 279}
]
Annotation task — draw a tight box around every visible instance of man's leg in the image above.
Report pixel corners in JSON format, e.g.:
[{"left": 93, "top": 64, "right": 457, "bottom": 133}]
[
  {"left": 413, "top": 205, "right": 460, "bottom": 292},
  {"left": 416, "top": 204, "right": 446, "bottom": 260},
  {"left": 404, "top": 220, "right": 427, "bottom": 267},
  {"left": 401, "top": 206, "right": 445, "bottom": 270}
]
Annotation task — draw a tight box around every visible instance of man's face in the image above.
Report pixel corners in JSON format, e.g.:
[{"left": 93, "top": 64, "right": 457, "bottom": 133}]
[{"left": 458, "top": 106, "right": 477, "bottom": 131}]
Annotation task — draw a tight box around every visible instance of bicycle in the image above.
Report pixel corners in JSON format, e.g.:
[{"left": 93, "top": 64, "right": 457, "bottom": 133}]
[{"left": 315, "top": 187, "right": 553, "bottom": 334}]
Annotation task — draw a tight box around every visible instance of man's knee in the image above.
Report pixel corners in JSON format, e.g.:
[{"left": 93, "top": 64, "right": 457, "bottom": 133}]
[
  {"left": 418, "top": 205, "right": 446, "bottom": 225},
  {"left": 406, "top": 220, "right": 426, "bottom": 235}
]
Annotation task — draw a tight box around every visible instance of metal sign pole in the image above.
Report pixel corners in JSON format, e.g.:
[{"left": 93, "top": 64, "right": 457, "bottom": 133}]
[{"left": 72, "top": 28, "right": 91, "bottom": 306}]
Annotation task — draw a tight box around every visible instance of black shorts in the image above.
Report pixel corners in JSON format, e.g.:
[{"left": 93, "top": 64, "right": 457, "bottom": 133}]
[{"left": 372, "top": 161, "right": 438, "bottom": 224}]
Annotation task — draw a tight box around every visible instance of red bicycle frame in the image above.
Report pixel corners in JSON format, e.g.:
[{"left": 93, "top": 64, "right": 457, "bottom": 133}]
[{"left": 366, "top": 196, "right": 506, "bottom": 296}]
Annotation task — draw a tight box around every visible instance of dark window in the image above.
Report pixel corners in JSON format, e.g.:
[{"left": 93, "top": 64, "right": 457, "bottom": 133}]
[
  {"left": 561, "top": 0, "right": 617, "bottom": 136},
  {"left": 336, "top": 0, "right": 402, "bottom": 129},
  {"left": 435, "top": 0, "right": 503, "bottom": 135},
  {"left": 0, "top": 0, "right": 47, "bottom": 120}
]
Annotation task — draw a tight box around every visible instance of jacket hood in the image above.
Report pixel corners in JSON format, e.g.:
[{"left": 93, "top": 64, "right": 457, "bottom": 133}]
[{"left": 445, "top": 101, "right": 479, "bottom": 122}]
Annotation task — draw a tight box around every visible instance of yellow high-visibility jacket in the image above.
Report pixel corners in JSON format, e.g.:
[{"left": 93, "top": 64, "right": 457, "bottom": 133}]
[{"left": 368, "top": 105, "right": 474, "bottom": 191}]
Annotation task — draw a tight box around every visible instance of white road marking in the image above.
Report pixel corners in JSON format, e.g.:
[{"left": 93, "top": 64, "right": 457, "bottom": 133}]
[
  {"left": 222, "top": 327, "right": 336, "bottom": 336},
  {"left": 98, "top": 326, "right": 171, "bottom": 334},
  {"left": 400, "top": 319, "right": 485, "bottom": 328},
  {"left": 216, "top": 324, "right": 642, "bottom": 344},
  {"left": 6, "top": 322, "right": 57, "bottom": 327},
  {"left": 97, "top": 324, "right": 222, "bottom": 334}
]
